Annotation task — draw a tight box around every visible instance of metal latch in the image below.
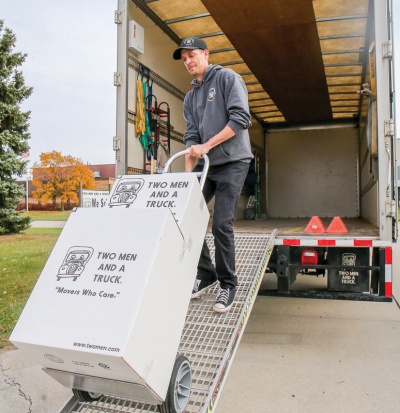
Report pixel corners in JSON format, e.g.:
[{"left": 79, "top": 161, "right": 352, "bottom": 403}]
[
  {"left": 384, "top": 119, "right": 395, "bottom": 137},
  {"left": 357, "top": 83, "right": 376, "bottom": 100},
  {"left": 386, "top": 200, "right": 396, "bottom": 218},
  {"left": 114, "top": 72, "right": 122, "bottom": 86},
  {"left": 115, "top": 11, "right": 122, "bottom": 24},
  {"left": 113, "top": 136, "right": 121, "bottom": 151},
  {"left": 383, "top": 41, "right": 393, "bottom": 58}
]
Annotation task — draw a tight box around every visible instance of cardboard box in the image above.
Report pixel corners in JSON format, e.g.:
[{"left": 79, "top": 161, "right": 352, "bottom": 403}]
[
  {"left": 10, "top": 207, "right": 197, "bottom": 402},
  {"left": 107, "top": 173, "right": 209, "bottom": 261}
]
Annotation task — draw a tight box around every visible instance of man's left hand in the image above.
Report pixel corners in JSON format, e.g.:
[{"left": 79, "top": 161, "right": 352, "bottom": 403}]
[{"left": 189, "top": 143, "right": 210, "bottom": 159}]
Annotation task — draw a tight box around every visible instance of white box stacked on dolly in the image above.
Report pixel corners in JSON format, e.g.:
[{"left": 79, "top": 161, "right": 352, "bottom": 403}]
[
  {"left": 10, "top": 151, "right": 210, "bottom": 413},
  {"left": 108, "top": 152, "right": 210, "bottom": 261}
]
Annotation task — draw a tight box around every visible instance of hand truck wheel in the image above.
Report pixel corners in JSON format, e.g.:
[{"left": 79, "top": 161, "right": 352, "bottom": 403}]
[
  {"left": 243, "top": 208, "right": 256, "bottom": 220},
  {"left": 72, "top": 389, "right": 103, "bottom": 403},
  {"left": 158, "top": 355, "right": 192, "bottom": 413}
]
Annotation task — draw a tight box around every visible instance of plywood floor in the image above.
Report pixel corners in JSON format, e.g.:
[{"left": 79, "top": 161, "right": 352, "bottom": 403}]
[{"left": 231, "top": 218, "right": 379, "bottom": 238}]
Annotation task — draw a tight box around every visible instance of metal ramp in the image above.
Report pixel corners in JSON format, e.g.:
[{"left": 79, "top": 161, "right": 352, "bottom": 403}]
[{"left": 58, "top": 232, "right": 276, "bottom": 413}]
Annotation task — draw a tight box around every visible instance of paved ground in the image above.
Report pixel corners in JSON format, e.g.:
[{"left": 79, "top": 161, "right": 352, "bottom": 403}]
[
  {"left": 30, "top": 221, "right": 66, "bottom": 228},
  {"left": 1, "top": 237, "right": 399, "bottom": 413},
  {"left": 218, "top": 298, "right": 400, "bottom": 413},
  {"left": 0, "top": 349, "right": 71, "bottom": 413}
]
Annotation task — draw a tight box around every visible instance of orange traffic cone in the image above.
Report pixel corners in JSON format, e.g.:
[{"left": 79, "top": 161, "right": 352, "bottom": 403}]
[
  {"left": 327, "top": 217, "right": 348, "bottom": 233},
  {"left": 304, "top": 216, "right": 326, "bottom": 233}
]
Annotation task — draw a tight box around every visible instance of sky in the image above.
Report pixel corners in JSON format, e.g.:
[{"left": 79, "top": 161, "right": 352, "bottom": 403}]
[
  {"left": 0, "top": 1, "right": 400, "bottom": 178},
  {"left": 0, "top": 0, "right": 117, "bottom": 174}
]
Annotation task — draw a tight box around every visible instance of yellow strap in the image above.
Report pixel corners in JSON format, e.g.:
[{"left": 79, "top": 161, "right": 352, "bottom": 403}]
[{"left": 135, "top": 79, "right": 146, "bottom": 137}]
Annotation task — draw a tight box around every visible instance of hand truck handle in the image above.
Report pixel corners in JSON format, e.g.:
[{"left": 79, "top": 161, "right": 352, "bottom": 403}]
[{"left": 163, "top": 149, "right": 209, "bottom": 191}]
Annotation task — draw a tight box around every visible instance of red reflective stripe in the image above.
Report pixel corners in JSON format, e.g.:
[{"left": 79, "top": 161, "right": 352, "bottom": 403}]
[
  {"left": 283, "top": 239, "right": 301, "bottom": 246},
  {"left": 354, "top": 240, "right": 373, "bottom": 247},
  {"left": 385, "top": 282, "right": 392, "bottom": 297},
  {"left": 318, "top": 240, "right": 336, "bottom": 246},
  {"left": 385, "top": 247, "right": 392, "bottom": 265}
]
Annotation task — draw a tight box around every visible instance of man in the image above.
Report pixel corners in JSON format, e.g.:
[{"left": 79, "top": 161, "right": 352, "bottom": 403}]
[{"left": 173, "top": 37, "right": 253, "bottom": 313}]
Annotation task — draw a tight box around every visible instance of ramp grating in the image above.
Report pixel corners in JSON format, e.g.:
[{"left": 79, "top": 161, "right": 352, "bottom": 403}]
[{"left": 67, "top": 233, "right": 275, "bottom": 413}]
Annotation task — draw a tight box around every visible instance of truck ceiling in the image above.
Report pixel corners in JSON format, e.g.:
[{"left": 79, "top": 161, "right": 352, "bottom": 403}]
[{"left": 133, "top": 0, "right": 370, "bottom": 125}]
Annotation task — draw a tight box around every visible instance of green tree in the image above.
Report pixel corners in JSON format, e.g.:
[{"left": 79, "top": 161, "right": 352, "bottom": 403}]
[{"left": 0, "top": 20, "right": 31, "bottom": 233}]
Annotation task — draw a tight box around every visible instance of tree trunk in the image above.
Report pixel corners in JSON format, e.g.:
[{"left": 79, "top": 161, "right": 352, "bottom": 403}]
[{"left": 61, "top": 201, "right": 65, "bottom": 212}]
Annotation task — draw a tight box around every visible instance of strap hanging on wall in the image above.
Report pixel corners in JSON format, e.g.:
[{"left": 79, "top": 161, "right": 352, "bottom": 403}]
[
  {"left": 135, "top": 78, "right": 146, "bottom": 138},
  {"left": 136, "top": 63, "right": 154, "bottom": 152},
  {"left": 138, "top": 63, "right": 150, "bottom": 81}
]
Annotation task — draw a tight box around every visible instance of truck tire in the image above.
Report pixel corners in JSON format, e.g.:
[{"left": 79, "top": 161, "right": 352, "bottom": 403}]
[
  {"left": 72, "top": 389, "right": 102, "bottom": 403},
  {"left": 159, "top": 355, "right": 192, "bottom": 413}
]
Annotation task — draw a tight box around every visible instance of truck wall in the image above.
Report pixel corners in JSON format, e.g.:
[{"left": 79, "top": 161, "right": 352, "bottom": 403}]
[
  {"left": 249, "top": 120, "right": 266, "bottom": 215},
  {"left": 358, "top": 27, "right": 378, "bottom": 228},
  {"left": 127, "top": 5, "right": 192, "bottom": 172},
  {"left": 359, "top": 97, "right": 378, "bottom": 227},
  {"left": 235, "top": 118, "right": 266, "bottom": 220},
  {"left": 266, "top": 128, "right": 359, "bottom": 218},
  {"left": 249, "top": 118, "right": 264, "bottom": 151}
]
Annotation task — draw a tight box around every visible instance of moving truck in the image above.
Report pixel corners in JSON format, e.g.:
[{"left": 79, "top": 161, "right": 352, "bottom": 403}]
[
  {"left": 113, "top": 0, "right": 397, "bottom": 302},
  {"left": 54, "top": 1, "right": 397, "bottom": 411}
]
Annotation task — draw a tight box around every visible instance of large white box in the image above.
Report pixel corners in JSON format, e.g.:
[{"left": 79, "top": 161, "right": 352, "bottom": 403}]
[
  {"left": 107, "top": 173, "right": 209, "bottom": 262},
  {"left": 10, "top": 207, "right": 197, "bottom": 402}
]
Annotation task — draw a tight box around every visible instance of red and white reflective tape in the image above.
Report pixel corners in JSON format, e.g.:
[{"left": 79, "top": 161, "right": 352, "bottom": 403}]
[
  {"left": 275, "top": 238, "right": 391, "bottom": 248},
  {"left": 385, "top": 246, "right": 392, "bottom": 297}
]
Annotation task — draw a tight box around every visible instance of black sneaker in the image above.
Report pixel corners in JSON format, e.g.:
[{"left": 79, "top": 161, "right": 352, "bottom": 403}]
[
  {"left": 213, "top": 287, "right": 236, "bottom": 313},
  {"left": 191, "top": 278, "right": 218, "bottom": 299}
]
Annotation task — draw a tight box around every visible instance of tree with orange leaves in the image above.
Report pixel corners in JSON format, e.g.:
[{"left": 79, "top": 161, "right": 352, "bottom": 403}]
[{"left": 32, "top": 151, "right": 97, "bottom": 211}]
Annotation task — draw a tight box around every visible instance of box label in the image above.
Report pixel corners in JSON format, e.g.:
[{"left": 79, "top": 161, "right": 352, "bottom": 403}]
[{"left": 108, "top": 174, "right": 198, "bottom": 224}]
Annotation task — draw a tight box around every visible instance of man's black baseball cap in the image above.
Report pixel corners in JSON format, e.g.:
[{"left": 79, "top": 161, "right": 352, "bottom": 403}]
[{"left": 173, "top": 37, "right": 208, "bottom": 60}]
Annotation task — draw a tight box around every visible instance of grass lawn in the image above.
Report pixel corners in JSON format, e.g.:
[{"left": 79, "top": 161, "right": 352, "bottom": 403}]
[
  {"left": 0, "top": 228, "right": 62, "bottom": 348},
  {"left": 21, "top": 210, "right": 71, "bottom": 221}
]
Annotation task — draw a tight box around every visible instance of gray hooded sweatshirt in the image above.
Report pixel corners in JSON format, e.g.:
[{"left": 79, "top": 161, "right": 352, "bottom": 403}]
[{"left": 183, "top": 64, "right": 254, "bottom": 166}]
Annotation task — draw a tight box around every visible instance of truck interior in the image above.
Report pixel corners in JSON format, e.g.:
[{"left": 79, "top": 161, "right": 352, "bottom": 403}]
[{"left": 127, "top": 0, "right": 394, "bottom": 241}]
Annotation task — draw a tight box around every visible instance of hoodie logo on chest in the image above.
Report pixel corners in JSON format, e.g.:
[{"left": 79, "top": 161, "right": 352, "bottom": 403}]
[{"left": 208, "top": 88, "right": 216, "bottom": 102}]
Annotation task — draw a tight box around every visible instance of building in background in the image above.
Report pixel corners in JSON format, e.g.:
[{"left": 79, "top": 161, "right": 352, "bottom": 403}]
[
  {"left": 86, "top": 164, "right": 115, "bottom": 191},
  {"left": 16, "top": 180, "right": 38, "bottom": 205}
]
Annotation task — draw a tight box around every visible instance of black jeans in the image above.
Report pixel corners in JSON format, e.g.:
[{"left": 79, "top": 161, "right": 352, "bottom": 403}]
[{"left": 194, "top": 161, "right": 250, "bottom": 289}]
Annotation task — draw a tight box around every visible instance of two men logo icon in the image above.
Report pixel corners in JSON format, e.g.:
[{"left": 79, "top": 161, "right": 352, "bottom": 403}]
[
  {"left": 57, "top": 247, "right": 94, "bottom": 281},
  {"left": 208, "top": 88, "right": 216, "bottom": 101}
]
